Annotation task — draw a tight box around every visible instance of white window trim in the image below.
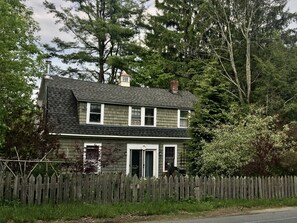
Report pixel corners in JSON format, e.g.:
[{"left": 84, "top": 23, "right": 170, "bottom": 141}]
[
  {"left": 126, "top": 144, "right": 159, "bottom": 178},
  {"left": 86, "top": 103, "right": 104, "bottom": 124},
  {"left": 163, "top": 145, "right": 177, "bottom": 172},
  {"left": 177, "top": 109, "right": 191, "bottom": 128},
  {"left": 83, "top": 142, "right": 102, "bottom": 173},
  {"left": 128, "top": 106, "right": 157, "bottom": 127}
]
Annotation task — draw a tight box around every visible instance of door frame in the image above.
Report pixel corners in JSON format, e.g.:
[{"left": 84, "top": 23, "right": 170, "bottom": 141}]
[{"left": 126, "top": 144, "right": 159, "bottom": 178}]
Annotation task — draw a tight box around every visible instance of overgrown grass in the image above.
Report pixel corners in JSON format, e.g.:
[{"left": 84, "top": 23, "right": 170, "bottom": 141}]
[{"left": 1, "top": 198, "right": 297, "bottom": 223}]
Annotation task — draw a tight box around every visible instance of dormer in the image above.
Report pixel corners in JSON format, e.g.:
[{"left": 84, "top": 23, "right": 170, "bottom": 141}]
[{"left": 119, "top": 70, "right": 131, "bottom": 87}]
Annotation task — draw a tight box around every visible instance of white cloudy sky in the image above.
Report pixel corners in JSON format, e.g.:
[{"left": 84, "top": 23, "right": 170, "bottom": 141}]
[
  {"left": 26, "top": 0, "right": 297, "bottom": 48},
  {"left": 25, "top": 0, "right": 297, "bottom": 56}
]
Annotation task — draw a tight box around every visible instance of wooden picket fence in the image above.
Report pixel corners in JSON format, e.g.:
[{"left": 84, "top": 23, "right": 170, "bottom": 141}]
[{"left": 0, "top": 173, "right": 297, "bottom": 205}]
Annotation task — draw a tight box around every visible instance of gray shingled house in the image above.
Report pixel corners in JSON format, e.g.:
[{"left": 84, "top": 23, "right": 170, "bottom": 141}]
[{"left": 38, "top": 74, "right": 197, "bottom": 177}]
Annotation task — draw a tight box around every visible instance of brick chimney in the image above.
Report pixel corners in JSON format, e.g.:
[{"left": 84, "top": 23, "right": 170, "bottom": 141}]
[{"left": 170, "top": 80, "right": 179, "bottom": 94}]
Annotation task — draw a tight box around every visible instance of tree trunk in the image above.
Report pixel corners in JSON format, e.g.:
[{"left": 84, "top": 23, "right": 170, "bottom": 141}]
[{"left": 246, "top": 37, "right": 251, "bottom": 104}]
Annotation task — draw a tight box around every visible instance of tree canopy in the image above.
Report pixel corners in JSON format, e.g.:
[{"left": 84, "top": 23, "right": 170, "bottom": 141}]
[
  {"left": 0, "top": 0, "right": 42, "bottom": 146},
  {"left": 44, "top": 0, "right": 147, "bottom": 83}
]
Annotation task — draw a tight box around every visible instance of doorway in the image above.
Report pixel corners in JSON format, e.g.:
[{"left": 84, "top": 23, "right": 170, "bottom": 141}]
[{"left": 126, "top": 144, "right": 159, "bottom": 178}]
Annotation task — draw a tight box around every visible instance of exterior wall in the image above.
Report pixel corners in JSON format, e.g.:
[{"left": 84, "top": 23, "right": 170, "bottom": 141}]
[
  {"left": 78, "top": 102, "right": 87, "bottom": 124},
  {"left": 157, "top": 108, "right": 178, "bottom": 128},
  {"left": 104, "top": 104, "right": 128, "bottom": 126},
  {"left": 78, "top": 102, "right": 179, "bottom": 128},
  {"left": 58, "top": 137, "right": 187, "bottom": 176}
]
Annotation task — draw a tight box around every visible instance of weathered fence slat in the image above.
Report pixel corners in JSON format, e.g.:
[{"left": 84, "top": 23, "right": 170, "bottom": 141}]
[{"left": 1, "top": 173, "right": 297, "bottom": 205}]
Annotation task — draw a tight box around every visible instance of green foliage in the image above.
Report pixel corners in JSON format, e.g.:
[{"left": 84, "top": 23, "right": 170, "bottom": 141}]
[
  {"left": 2, "top": 198, "right": 297, "bottom": 222},
  {"left": 203, "top": 0, "right": 297, "bottom": 103},
  {"left": 187, "top": 62, "right": 234, "bottom": 174},
  {"left": 254, "top": 36, "right": 297, "bottom": 121},
  {"left": 44, "top": 0, "right": 147, "bottom": 83},
  {"left": 140, "top": 0, "right": 209, "bottom": 89},
  {"left": 0, "top": 0, "right": 42, "bottom": 146},
  {"left": 0, "top": 106, "right": 60, "bottom": 175},
  {"left": 200, "top": 107, "right": 293, "bottom": 176}
]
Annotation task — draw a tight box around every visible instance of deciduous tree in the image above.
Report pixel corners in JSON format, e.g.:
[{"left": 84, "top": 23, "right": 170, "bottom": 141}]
[{"left": 0, "top": 0, "right": 42, "bottom": 146}]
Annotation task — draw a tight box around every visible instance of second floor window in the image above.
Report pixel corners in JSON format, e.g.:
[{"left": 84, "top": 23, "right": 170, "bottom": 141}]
[
  {"left": 131, "top": 107, "right": 141, "bottom": 125},
  {"left": 178, "top": 110, "right": 190, "bottom": 128},
  {"left": 145, "top": 108, "right": 154, "bottom": 125},
  {"left": 86, "top": 103, "right": 104, "bottom": 124},
  {"left": 129, "top": 106, "right": 156, "bottom": 126}
]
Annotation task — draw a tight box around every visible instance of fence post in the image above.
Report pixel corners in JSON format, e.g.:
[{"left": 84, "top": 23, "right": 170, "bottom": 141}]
[
  {"left": 174, "top": 175, "right": 179, "bottom": 201},
  {"left": 0, "top": 173, "right": 4, "bottom": 201},
  {"left": 13, "top": 175, "right": 20, "bottom": 201},
  {"left": 28, "top": 175, "right": 35, "bottom": 205},
  {"left": 132, "top": 174, "right": 138, "bottom": 202},
  {"left": 169, "top": 175, "right": 174, "bottom": 199},
  {"left": 35, "top": 175, "right": 42, "bottom": 205}
]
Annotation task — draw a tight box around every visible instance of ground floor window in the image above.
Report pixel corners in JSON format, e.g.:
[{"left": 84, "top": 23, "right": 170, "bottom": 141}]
[
  {"left": 83, "top": 143, "right": 101, "bottom": 173},
  {"left": 126, "top": 144, "right": 159, "bottom": 178},
  {"left": 163, "top": 145, "right": 177, "bottom": 172}
]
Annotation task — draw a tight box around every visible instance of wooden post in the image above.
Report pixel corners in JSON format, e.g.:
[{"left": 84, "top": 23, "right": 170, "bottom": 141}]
[
  {"left": 169, "top": 175, "right": 174, "bottom": 199},
  {"left": 132, "top": 175, "right": 138, "bottom": 202},
  {"left": 28, "top": 175, "right": 35, "bottom": 205},
  {"left": 35, "top": 175, "right": 42, "bottom": 205}
]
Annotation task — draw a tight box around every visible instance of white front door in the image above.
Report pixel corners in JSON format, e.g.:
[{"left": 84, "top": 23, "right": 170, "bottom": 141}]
[{"left": 126, "top": 144, "right": 159, "bottom": 178}]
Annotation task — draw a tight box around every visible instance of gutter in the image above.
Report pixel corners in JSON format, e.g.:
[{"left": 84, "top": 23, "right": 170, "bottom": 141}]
[{"left": 50, "top": 133, "right": 191, "bottom": 140}]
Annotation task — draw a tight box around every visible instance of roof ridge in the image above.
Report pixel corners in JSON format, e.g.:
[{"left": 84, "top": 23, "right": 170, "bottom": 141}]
[{"left": 50, "top": 75, "right": 192, "bottom": 93}]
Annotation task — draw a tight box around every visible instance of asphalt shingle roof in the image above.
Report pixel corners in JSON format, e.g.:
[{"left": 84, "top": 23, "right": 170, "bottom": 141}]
[
  {"left": 46, "top": 76, "right": 197, "bottom": 109},
  {"left": 45, "top": 76, "right": 196, "bottom": 138}
]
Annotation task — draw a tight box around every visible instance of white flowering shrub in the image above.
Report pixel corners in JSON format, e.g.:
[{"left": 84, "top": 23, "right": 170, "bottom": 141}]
[{"left": 200, "top": 108, "right": 292, "bottom": 176}]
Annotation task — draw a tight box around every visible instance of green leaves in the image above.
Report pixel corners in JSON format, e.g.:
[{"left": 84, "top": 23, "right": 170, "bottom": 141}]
[
  {"left": 200, "top": 107, "right": 292, "bottom": 176},
  {"left": 0, "top": 0, "right": 42, "bottom": 146},
  {"left": 44, "top": 0, "right": 147, "bottom": 82}
]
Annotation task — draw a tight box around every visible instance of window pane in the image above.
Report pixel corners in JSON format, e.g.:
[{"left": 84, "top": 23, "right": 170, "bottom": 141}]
[
  {"left": 165, "top": 147, "right": 175, "bottom": 171},
  {"left": 180, "top": 119, "right": 187, "bottom": 128},
  {"left": 131, "top": 107, "right": 141, "bottom": 125},
  {"left": 86, "top": 146, "right": 99, "bottom": 160},
  {"left": 90, "top": 114, "right": 101, "bottom": 122},
  {"left": 145, "top": 117, "right": 154, "bottom": 126},
  {"left": 90, "top": 104, "right": 101, "bottom": 113},
  {"left": 180, "top": 110, "right": 189, "bottom": 127},
  {"left": 132, "top": 117, "right": 141, "bottom": 125},
  {"left": 145, "top": 108, "right": 154, "bottom": 117},
  {"left": 132, "top": 107, "right": 141, "bottom": 116},
  {"left": 180, "top": 110, "right": 188, "bottom": 118},
  {"left": 145, "top": 108, "right": 154, "bottom": 126}
]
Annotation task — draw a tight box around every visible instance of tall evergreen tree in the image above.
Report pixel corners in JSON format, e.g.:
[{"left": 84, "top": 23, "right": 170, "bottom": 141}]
[
  {"left": 187, "top": 62, "right": 234, "bottom": 174},
  {"left": 254, "top": 35, "right": 297, "bottom": 120},
  {"left": 139, "top": 0, "right": 209, "bottom": 90},
  {"left": 44, "top": 0, "right": 147, "bottom": 83}
]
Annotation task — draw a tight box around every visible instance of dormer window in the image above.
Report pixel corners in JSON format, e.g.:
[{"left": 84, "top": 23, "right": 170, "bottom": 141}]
[
  {"left": 86, "top": 103, "right": 104, "bottom": 124},
  {"left": 122, "top": 76, "right": 130, "bottom": 82},
  {"left": 131, "top": 107, "right": 141, "bottom": 125},
  {"left": 178, "top": 110, "right": 191, "bottom": 128},
  {"left": 129, "top": 106, "right": 156, "bottom": 126}
]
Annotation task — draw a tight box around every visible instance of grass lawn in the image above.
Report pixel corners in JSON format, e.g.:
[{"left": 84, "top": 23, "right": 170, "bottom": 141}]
[{"left": 1, "top": 198, "right": 297, "bottom": 223}]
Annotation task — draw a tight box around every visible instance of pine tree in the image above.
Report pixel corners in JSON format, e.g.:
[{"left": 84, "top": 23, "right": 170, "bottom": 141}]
[{"left": 44, "top": 0, "right": 147, "bottom": 83}]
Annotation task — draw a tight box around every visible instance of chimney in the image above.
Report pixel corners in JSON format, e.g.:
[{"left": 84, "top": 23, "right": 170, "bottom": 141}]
[
  {"left": 119, "top": 70, "right": 131, "bottom": 87},
  {"left": 44, "top": 60, "right": 52, "bottom": 79},
  {"left": 170, "top": 80, "right": 179, "bottom": 94}
]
